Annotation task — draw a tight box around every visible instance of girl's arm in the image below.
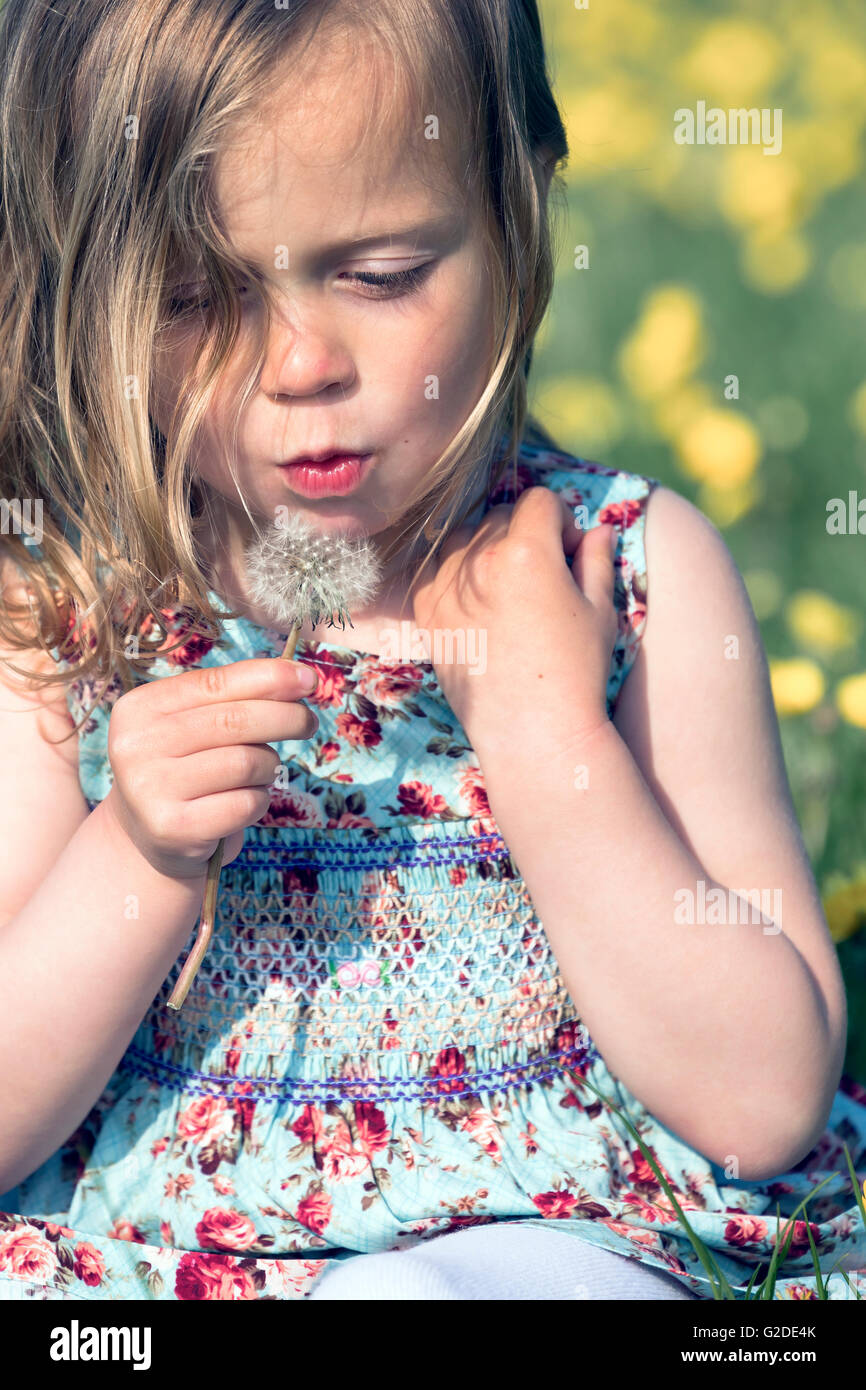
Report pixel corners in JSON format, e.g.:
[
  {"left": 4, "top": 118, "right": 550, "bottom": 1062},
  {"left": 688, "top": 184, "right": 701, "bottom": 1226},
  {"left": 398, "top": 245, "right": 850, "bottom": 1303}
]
[
  {"left": 0, "top": 560, "right": 319, "bottom": 1194},
  {"left": 469, "top": 486, "right": 846, "bottom": 1182},
  {"left": 0, "top": 625, "right": 208, "bottom": 1193}
]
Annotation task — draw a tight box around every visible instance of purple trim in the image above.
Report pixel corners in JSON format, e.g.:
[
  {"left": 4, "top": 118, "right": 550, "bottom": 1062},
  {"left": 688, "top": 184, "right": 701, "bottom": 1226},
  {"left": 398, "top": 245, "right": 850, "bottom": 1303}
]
[
  {"left": 120, "top": 1040, "right": 597, "bottom": 1104},
  {"left": 238, "top": 842, "right": 512, "bottom": 871}
]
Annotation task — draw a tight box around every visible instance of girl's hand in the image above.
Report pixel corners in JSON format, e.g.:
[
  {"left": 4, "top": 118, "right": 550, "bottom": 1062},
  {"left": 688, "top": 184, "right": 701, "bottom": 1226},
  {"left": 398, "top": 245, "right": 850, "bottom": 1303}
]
[
  {"left": 104, "top": 658, "right": 319, "bottom": 879},
  {"left": 410, "top": 487, "right": 619, "bottom": 752}
]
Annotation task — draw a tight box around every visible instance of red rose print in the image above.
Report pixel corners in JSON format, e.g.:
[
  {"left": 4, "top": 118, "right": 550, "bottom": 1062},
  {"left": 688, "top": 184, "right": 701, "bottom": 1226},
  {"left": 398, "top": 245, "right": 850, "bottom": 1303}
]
[
  {"left": 231, "top": 1093, "right": 257, "bottom": 1139},
  {"left": 195, "top": 1207, "right": 258, "bottom": 1251},
  {"left": 723, "top": 1213, "right": 768, "bottom": 1247},
  {"left": 774, "top": 1220, "right": 823, "bottom": 1260},
  {"left": 458, "top": 765, "right": 490, "bottom": 817},
  {"left": 305, "top": 659, "right": 345, "bottom": 708},
  {"left": 598, "top": 499, "right": 643, "bottom": 531},
  {"left": 296, "top": 1191, "right": 334, "bottom": 1236},
  {"left": 335, "top": 711, "right": 382, "bottom": 748},
  {"left": 261, "top": 788, "right": 324, "bottom": 828},
  {"left": 322, "top": 1139, "right": 369, "bottom": 1182},
  {"left": 175, "top": 1252, "right": 257, "bottom": 1300},
  {"left": 109, "top": 1220, "right": 147, "bottom": 1244},
  {"left": 353, "top": 1102, "right": 391, "bottom": 1158},
  {"left": 428, "top": 1046, "right": 467, "bottom": 1095},
  {"left": 532, "top": 1190, "right": 580, "bottom": 1219},
  {"left": 177, "top": 1096, "right": 234, "bottom": 1146},
  {"left": 356, "top": 664, "right": 424, "bottom": 707},
  {"left": 397, "top": 781, "right": 449, "bottom": 818},
  {"left": 72, "top": 1241, "right": 106, "bottom": 1287},
  {"left": 0, "top": 1228, "right": 58, "bottom": 1283},
  {"left": 164, "top": 631, "right": 216, "bottom": 667},
  {"left": 461, "top": 1108, "right": 503, "bottom": 1161},
  {"left": 292, "top": 1104, "right": 326, "bottom": 1147},
  {"left": 766, "top": 1181, "right": 794, "bottom": 1199}
]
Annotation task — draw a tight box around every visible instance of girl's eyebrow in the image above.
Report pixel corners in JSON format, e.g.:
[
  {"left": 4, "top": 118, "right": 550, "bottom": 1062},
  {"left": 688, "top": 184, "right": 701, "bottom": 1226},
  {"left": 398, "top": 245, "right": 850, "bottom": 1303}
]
[
  {"left": 318, "top": 211, "right": 464, "bottom": 253},
  {"left": 233, "top": 210, "right": 465, "bottom": 270}
]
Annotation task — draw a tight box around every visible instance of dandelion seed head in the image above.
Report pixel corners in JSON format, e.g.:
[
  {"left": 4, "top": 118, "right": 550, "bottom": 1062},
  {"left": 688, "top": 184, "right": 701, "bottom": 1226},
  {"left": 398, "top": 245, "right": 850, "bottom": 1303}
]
[{"left": 243, "top": 511, "right": 382, "bottom": 631}]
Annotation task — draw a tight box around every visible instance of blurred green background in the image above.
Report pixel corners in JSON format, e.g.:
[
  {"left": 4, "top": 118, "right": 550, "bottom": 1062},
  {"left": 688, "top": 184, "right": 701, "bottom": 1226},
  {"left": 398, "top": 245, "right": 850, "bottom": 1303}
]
[{"left": 533, "top": 0, "right": 866, "bottom": 1077}]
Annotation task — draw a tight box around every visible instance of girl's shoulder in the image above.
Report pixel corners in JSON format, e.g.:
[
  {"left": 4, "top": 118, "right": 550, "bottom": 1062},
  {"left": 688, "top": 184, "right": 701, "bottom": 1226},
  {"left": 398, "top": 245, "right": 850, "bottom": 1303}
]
[{"left": 500, "top": 438, "right": 661, "bottom": 517}]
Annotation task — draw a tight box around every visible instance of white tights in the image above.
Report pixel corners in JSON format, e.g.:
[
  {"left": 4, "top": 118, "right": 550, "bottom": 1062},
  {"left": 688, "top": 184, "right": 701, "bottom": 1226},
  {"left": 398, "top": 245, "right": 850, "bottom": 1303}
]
[{"left": 307, "top": 1220, "right": 701, "bottom": 1300}]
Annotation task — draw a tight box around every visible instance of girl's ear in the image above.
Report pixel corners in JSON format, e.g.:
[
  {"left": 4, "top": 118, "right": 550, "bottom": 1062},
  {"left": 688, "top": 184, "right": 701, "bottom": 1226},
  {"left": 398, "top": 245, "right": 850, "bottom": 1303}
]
[{"left": 532, "top": 143, "right": 556, "bottom": 201}]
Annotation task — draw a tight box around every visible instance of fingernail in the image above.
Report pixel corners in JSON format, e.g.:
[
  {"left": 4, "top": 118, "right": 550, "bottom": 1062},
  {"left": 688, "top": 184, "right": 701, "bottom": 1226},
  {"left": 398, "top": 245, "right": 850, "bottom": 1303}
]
[{"left": 298, "top": 664, "right": 318, "bottom": 692}]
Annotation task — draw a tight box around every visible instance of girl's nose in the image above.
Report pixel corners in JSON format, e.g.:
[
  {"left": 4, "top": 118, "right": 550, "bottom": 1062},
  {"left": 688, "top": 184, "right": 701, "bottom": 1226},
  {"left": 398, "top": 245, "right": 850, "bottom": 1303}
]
[{"left": 259, "top": 302, "right": 356, "bottom": 399}]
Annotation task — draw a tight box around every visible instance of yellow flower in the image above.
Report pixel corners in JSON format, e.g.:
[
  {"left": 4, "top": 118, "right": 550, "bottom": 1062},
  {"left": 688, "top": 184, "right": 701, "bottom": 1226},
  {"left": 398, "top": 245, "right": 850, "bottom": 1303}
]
[
  {"left": 822, "top": 875, "right": 866, "bottom": 944},
  {"left": 769, "top": 658, "right": 825, "bottom": 716},
  {"left": 562, "top": 78, "right": 661, "bottom": 184},
  {"left": 650, "top": 383, "right": 714, "bottom": 441},
  {"left": 836, "top": 673, "right": 866, "bottom": 729},
  {"left": 784, "top": 117, "right": 862, "bottom": 199},
  {"left": 533, "top": 374, "right": 625, "bottom": 453},
  {"left": 800, "top": 37, "right": 866, "bottom": 115},
  {"left": 740, "top": 229, "right": 813, "bottom": 295},
  {"left": 785, "top": 591, "right": 861, "bottom": 657},
  {"left": 617, "top": 286, "right": 705, "bottom": 402},
  {"left": 719, "top": 149, "right": 804, "bottom": 234},
  {"left": 674, "top": 408, "right": 761, "bottom": 489},
  {"left": 546, "top": 0, "right": 664, "bottom": 64},
  {"left": 698, "top": 477, "right": 762, "bottom": 529},
  {"left": 677, "top": 19, "right": 782, "bottom": 105}
]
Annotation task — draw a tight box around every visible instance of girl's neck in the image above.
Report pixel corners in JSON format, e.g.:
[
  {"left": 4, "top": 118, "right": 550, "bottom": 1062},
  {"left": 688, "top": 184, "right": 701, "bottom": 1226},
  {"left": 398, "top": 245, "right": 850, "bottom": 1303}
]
[{"left": 193, "top": 473, "right": 492, "bottom": 638}]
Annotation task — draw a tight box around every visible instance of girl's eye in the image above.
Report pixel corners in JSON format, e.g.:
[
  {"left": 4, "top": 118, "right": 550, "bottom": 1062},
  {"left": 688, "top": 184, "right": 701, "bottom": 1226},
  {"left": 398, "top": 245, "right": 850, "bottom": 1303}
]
[
  {"left": 341, "top": 263, "right": 433, "bottom": 298},
  {"left": 167, "top": 284, "right": 249, "bottom": 317},
  {"left": 165, "top": 264, "right": 433, "bottom": 318}
]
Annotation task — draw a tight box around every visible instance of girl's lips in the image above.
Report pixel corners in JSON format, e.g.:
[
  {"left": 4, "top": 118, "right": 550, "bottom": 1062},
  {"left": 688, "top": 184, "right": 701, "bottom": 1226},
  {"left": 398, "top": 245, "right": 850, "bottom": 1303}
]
[{"left": 275, "top": 453, "right": 373, "bottom": 498}]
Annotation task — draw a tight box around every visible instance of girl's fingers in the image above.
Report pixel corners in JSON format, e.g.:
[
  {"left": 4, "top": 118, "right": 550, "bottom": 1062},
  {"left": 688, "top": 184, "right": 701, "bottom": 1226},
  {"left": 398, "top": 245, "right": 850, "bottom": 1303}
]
[
  {"left": 561, "top": 503, "right": 585, "bottom": 563},
  {"left": 572, "top": 523, "right": 618, "bottom": 613}
]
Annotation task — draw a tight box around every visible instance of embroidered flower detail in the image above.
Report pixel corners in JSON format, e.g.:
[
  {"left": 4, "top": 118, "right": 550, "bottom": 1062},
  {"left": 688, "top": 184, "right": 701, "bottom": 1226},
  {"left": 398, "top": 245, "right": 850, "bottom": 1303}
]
[{"left": 328, "top": 956, "right": 390, "bottom": 991}]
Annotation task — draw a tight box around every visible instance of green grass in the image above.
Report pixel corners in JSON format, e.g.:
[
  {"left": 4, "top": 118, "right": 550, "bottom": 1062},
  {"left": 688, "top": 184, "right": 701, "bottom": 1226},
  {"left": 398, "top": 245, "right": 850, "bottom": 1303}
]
[{"left": 577, "top": 1072, "right": 865, "bottom": 1299}]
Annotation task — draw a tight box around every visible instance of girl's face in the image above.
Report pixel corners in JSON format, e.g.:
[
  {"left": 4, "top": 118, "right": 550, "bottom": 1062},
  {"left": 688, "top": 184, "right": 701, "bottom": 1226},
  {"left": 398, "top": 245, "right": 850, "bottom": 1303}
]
[{"left": 151, "top": 31, "right": 497, "bottom": 582}]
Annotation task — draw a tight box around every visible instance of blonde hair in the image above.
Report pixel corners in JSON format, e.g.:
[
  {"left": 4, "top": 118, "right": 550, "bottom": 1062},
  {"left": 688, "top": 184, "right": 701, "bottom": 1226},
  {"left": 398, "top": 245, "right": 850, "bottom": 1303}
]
[{"left": 0, "top": 0, "right": 569, "bottom": 733}]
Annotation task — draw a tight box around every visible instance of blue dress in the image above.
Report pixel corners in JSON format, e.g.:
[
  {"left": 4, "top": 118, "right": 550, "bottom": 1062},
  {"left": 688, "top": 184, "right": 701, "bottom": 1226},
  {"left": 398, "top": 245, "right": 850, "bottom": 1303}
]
[{"left": 2, "top": 441, "right": 865, "bottom": 1301}]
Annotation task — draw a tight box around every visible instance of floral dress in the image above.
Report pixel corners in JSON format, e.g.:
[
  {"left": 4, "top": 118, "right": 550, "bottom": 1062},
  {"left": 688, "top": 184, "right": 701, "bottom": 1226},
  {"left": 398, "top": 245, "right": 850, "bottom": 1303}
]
[{"left": 1, "top": 442, "right": 865, "bottom": 1302}]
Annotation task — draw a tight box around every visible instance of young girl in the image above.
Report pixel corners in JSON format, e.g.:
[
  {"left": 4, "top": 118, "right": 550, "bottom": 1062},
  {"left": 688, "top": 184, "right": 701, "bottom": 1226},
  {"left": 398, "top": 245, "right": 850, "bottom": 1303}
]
[{"left": 0, "top": 0, "right": 863, "bottom": 1303}]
